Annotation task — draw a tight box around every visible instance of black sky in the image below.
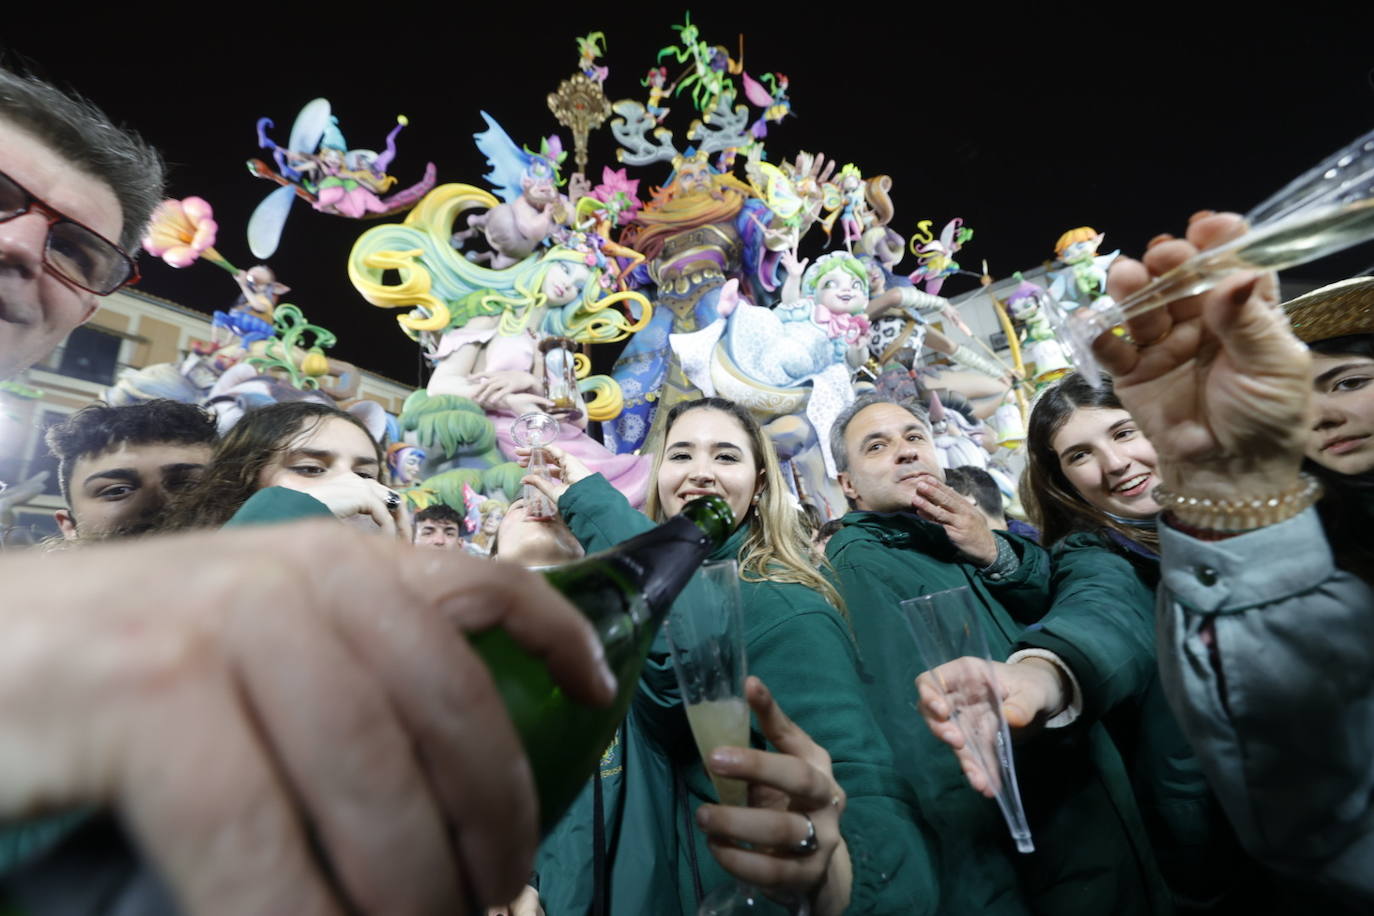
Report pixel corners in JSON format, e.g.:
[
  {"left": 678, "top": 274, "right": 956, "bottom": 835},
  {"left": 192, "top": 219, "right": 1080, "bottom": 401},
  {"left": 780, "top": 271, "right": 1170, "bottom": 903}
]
[{"left": 7, "top": 8, "right": 1374, "bottom": 384}]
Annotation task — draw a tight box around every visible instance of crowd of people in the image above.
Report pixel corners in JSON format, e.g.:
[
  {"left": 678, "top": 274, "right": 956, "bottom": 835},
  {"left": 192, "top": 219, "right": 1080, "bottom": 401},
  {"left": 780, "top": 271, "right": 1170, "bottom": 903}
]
[{"left": 3, "top": 64, "right": 1374, "bottom": 916}]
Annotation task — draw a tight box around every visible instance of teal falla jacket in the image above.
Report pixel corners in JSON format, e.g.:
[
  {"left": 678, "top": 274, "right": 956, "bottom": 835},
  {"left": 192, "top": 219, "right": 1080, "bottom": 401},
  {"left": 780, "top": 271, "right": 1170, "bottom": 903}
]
[{"left": 826, "top": 510, "right": 1173, "bottom": 916}]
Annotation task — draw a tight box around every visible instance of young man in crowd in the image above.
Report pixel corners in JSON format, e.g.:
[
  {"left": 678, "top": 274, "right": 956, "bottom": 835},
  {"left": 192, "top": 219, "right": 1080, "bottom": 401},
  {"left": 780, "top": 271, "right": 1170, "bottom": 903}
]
[
  {"left": 825, "top": 392, "right": 1169, "bottom": 915},
  {"left": 412, "top": 502, "right": 464, "bottom": 550},
  {"left": 45, "top": 400, "right": 217, "bottom": 542},
  {"left": 942, "top": 465, "right": 1008, "bottom": 532},
  {"left": 0, "top": 65, "right": 613, "bottom": 914}
]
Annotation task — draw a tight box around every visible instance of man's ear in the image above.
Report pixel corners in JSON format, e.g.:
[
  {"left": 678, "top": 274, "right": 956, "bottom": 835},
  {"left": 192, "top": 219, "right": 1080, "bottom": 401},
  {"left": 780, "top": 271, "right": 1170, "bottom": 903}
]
[
  {"left": 838, "top": 471, "right": 858, "bottom": 505},
  {"left": 54, "top": 508, "right": 78, "bottom": 540}
]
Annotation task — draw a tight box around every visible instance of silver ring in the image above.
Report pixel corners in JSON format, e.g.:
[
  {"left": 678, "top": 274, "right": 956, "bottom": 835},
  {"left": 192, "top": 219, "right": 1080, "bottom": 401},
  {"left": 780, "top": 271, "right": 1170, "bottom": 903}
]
[
  {"left": 385, "top": 491, "right": 402, "bottom": 511},
  {"left": 792, "top": 814, "right": 818, "bottom": 856}
]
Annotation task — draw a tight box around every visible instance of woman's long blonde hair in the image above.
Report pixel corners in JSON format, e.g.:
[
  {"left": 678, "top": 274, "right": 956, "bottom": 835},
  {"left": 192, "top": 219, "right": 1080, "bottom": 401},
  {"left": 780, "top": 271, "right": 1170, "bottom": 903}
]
[{"left": 643, "top": 398, "right": 847, "bottom": 618}]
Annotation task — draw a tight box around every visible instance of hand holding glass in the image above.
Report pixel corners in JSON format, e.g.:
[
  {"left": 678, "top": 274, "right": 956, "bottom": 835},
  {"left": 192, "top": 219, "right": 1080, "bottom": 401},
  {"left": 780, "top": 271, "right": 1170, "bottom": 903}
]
[
  {"left": 1044, "top": 125, "right": 1374, "bottom": 383},
  {"left": 902, "top": 587, "right": 1034, "bottom": 854},
  {"left": 509, "top": 411, "right": 561, "bottom": 520}
]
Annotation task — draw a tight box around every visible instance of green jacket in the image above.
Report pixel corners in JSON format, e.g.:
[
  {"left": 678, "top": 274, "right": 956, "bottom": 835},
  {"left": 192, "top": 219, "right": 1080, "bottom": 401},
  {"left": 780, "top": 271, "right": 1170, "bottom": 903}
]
[
  {"left": 826, "top": 510, "right": 1170, "bottom": 916},
  {"left": 536, "top": 475, "right": 939, "bottom": 915}
]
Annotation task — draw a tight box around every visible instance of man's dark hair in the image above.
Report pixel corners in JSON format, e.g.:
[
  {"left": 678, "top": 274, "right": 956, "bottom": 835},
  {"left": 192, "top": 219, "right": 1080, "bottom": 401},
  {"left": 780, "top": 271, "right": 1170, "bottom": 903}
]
[
  {"left": 944, "top": 466, "right": 1004, "bottom": 522},
  {"left": 415, "top": 503, "right": 464, "bottom": 527},
  {"left": 0, "top": 66, "right": 166, "bottom": 253},
  {"left": 45, "top": 400, "right": 218, "bottom": 504},
  {"left": 815, "top": 518, "right": 846, "bottom": 542}
]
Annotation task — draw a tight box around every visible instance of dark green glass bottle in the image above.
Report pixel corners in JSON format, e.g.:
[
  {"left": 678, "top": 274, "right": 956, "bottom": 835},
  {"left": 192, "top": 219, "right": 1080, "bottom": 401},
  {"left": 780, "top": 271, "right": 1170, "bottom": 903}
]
[{"left": 469, "top": 495, "right": 734, "bottom": 833}]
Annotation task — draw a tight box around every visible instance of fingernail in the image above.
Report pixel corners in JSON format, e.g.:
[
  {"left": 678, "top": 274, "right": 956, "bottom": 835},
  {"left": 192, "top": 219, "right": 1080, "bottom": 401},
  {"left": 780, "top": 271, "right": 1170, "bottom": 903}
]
[
  {"left": 710, "top": 747, "right": 741, "bottom": 768},
  {"left": 1188, "top": 209, "right": 1215, "bottom": 224},
  {"left": 1145, "top": 233, "right": 1174, "bottom": 249}
]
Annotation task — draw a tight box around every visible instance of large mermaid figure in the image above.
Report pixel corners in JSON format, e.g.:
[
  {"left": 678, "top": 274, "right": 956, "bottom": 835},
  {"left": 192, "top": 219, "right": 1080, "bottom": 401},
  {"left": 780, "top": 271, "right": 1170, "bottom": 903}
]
[{"left": 349, "top": 184, "right": 654, "bottom": 504}]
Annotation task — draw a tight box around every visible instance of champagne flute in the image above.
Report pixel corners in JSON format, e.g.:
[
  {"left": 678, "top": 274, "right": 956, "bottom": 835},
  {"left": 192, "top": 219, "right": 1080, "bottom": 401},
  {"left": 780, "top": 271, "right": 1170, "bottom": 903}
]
[
  {"left": 901, "top": 587, "right": 1034, "bottom": 854},
  {"left": 664, "top": 559, "right": 806, "bottom": 915},
  {"left": 509, "top": 411, "right": 561, "bottom": 520},
  {"left": 1043, "top": 125, "right": 1374, "bottom": 384}
]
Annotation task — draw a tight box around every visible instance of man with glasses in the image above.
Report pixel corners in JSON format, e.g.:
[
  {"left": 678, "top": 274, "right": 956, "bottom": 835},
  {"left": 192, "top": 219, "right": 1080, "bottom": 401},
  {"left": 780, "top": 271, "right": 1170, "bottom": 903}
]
[
  {"left": 0, "top": 67, "right": 616, "bottom": 914},
  {"left": 0, "top": 74, "right": 149, "bottom": 380}
]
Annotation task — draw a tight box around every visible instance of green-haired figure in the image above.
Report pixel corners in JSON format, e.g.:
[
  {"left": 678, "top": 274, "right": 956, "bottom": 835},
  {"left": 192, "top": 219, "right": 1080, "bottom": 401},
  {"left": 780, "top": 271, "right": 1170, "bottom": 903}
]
[{"left": 351, "top": 184, "right": 654, "bottom": 504}]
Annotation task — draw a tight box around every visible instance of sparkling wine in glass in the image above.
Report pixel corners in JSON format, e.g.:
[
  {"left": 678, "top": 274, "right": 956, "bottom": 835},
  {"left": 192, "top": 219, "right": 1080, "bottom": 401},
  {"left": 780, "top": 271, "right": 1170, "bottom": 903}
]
[
  {"left": 665, "top": 560, "right": 807, "bottom": 915},
  {"left": 1044, "top": 125, "right": 1374, "bottom": 384}
]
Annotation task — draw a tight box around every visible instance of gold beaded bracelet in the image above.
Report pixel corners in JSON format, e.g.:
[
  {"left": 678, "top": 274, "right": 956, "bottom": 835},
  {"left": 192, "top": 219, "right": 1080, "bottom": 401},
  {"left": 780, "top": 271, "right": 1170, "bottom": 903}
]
[{"left": 1151, "top": 472, "right": 1323, "bottom": 533}]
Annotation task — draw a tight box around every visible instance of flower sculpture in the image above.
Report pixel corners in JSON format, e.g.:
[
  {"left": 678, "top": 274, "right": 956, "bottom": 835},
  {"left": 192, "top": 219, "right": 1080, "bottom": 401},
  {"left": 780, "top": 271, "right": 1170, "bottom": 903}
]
[{"left": 142, "top": 197, "right": 234, "bottom": 271}]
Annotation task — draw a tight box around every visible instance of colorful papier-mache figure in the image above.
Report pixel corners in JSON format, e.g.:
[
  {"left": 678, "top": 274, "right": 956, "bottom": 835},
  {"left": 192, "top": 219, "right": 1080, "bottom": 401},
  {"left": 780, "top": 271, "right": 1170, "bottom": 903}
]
[
  {"left": 1004, "top": 272, "right": 1072, "bottom": 385},
  {"left": 388, "top": 443, "right": 426, "bottom": 486},
  {"left": 1046, "top": 226, "right": 1119, "bottom": 311},
  {"left": 602, "top": 137, "right": 780, "bottom": 453},
  {"left": 741, "top": 70, "right": 791, "bottom": 141},
  {"left": 137, "top": 196, "right": 372, "bottom": 420},
  {"left": 387, "top": 443, "right": 437, "bottom": 511},
  {"left": 212, "top": 264, "right": 289, "bottom": 350},
  {"left": 247, "top": 98, "right": 438, "bottom": 258},
  {"left": 641, "top": 66, "right": 672, "bottom": 123},
  {"left": 578, "top": 31, "right": 610, "bottom": 84},
  {"left": 349, "top": 184, "right": 654, "bottom": 505},
  {"left": 671, "top": 251, "right": 870, "bottom": 507},
  {"left": 449, "top": 113, "right": 572, "bottom": 269},
  {"left": 462, "top": 482, "right": 505, "bottom": 557},
  {"left": 908, "top": 217, "right": 973, "bottom": 297}
]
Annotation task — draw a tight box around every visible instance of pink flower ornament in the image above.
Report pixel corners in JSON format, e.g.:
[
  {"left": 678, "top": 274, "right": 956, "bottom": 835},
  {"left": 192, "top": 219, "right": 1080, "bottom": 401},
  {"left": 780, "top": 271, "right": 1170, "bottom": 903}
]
[{"left": 142, "top": 197, "right": 220, "bottom": 268}]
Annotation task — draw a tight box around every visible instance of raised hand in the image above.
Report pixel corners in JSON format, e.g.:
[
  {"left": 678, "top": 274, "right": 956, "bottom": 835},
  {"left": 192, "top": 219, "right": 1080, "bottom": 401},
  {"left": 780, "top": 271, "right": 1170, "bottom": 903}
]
[
  {"left": 1098, "top": 211, "right": 1309, "bottom": 500},
  {"left": 273, "top": 473, "right": 399, "bottom": 537},
  {"left": 516, "top": 443, "right": 594, "bottom": 505},
  {"left": 917, "top": 658, "right": 1066, "bottom": 798},
  {"left": 911, "top": 476, "right": 999, "bottom": 566}
]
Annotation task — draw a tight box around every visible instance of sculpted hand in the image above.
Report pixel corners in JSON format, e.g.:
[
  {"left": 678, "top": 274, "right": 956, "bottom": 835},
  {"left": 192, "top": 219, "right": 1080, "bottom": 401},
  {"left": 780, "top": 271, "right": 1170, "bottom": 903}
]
[
  {"left": 918, "top": 658, "right": 1067, "bottom": 798},
  {"left": 696, "top": 677, "right": 852, "bottom": 916},
  {"left": 272, "top": 475, "right": 399, "bottom": 537},
  {"left": 472, "top": 370, "right": 542, "bottom": 410},
  {"left": 911, "top": 476, "right": 999, "bottom": 566},
  {"left": 1099, "top": 211, "right": 1309, "bottom": 500},
  {"left": 779, "top": 247, "right": 809, "bottom": 280},
  {"left": 0, "top": 524, "right": 617, "bottom": 915}
]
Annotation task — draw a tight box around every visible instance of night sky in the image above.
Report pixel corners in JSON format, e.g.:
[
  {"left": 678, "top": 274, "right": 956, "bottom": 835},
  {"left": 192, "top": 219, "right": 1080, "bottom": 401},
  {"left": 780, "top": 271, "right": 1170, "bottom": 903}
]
[{"left": 7, "top": 9, "right": 1373, "bottom": 384}]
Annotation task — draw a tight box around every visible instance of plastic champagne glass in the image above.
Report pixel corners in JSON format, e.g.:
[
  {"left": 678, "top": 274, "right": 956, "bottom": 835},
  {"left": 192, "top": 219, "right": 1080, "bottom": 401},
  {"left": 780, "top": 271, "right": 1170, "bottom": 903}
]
[
  {"left": 665, "top": 560, "right": 806, "bottom": 915},
  {"left": 510, "top": 410, "right": 561, "bottom": 520},
  {"left": 1042, "top": 125, "right": 1374, "bottom": 384},
  {"left": 901, "top": 587, "right": 1034, "bottom": 854}
]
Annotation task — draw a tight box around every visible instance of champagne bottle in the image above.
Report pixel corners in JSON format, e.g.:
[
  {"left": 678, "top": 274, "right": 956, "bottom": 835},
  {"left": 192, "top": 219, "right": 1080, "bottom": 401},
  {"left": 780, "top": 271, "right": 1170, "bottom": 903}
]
[{"left": 469, "top": 496, "right": 734, "bottom": 833}]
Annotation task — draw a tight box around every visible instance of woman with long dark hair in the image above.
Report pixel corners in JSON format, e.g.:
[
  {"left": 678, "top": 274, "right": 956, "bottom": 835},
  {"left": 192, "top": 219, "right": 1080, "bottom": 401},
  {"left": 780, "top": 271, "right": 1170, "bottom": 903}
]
[
  {"left": 165, "top": 401, "right": 399, "bottom": 534},
  {"left": 927, "top": 372, "right": 1261, "bottom": 910}
]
